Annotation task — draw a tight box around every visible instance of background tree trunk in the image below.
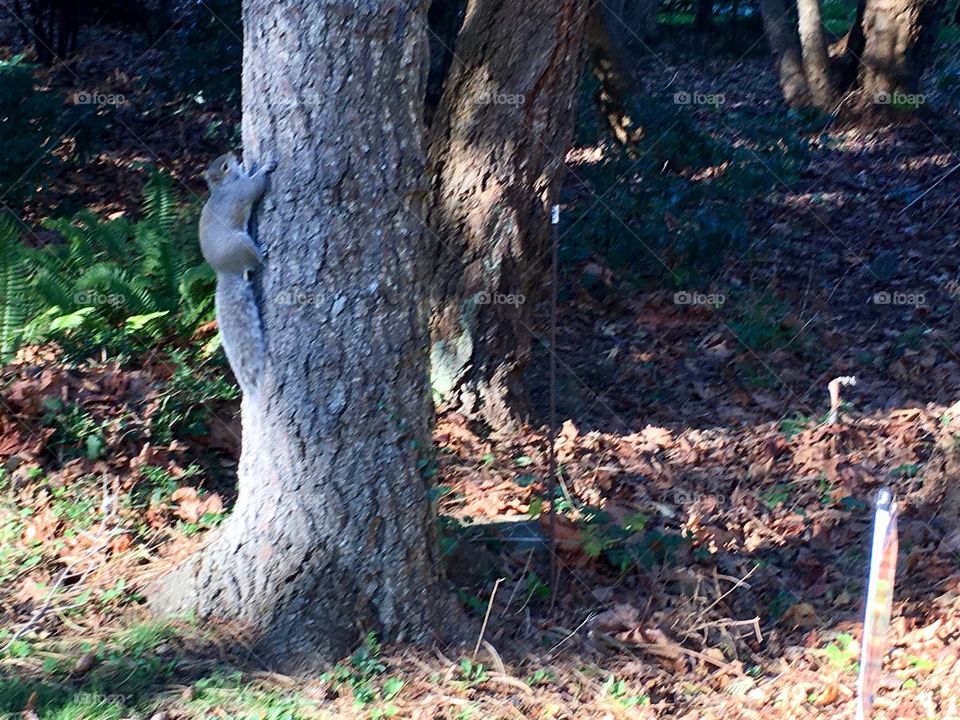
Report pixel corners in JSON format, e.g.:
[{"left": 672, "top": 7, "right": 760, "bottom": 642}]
[
  {"left": 859, "top": 0, "right": 946, "bottom": 101},
  {"left": 832, "top": 0, "right": 868, "bottom": 88},
  {"left": 426, "top": 0, "right": 589, "bottom": 430},
  {"left": 758, "top": 0, "right": 814, "bottom": 107},
  {"left": 151, "top": 0, "right": 458, "bottom": 670},
  {"left": 796, "top": 0, "right": 836, "bottom": 108},
  {"left": 587, "top": 1, "right": 645, "bottom": 156},
  {"left": 622, "top": 0, "right": 660, "bottom": 40},
  {"left": 695, "top": 0, "right": 715, "bottom": 31}
]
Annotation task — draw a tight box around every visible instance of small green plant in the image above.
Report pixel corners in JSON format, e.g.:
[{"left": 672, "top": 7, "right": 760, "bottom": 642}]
[
  {"left": 575, "top": 507, "right": 683, "bottom": 571},
  {"left": 892, "top": 463, "right": 919, "bottom": 479},
  {"left": 187, "top": 669, "right": 321, "bottom": 719},
  {"left": 725, "top": 291, "right": 795, "bottom": 353},
  {"left": 895, "top": 326, "right": 924, "bottom": 353},
  {"left": 905, "top": 654, "right": 936, "bottom": 671},
  {"left": 817, "top": 474, "right": 834, "bottom": 506},
  {"left": 457, "top": 658, "right": 488, "bottom": 687},
  {"left": 322, "top": 633, "right": 403, "bottom": 708},
  {"left": 523, "top": 571, "right": 551, "bottom": 604},
  {"left": 148, "top": 350, "right": 239, "bottom": 442},
  {"left": 0, "top": 216, "right": 30, "bottom": 361},
  {"left": 779, "top": 414, "right": 811, "bottom": 440},
  {"left": 760, "top": 483, "right": 793, "bottom": 509},
  {"left": 40, "top": 398, "right": 108, "bottom": 462},
  {"left": 822, "top": 633, "right": 859, "bottom": 673},
  {"left": 526, "top": 668, "right": 558, "bottom": 686},
  {"left": 456, "top": 588, "right": 487, "bottom": 616},
  {"left": 603, "top": 675, "right": 649, "bottom": 708}
]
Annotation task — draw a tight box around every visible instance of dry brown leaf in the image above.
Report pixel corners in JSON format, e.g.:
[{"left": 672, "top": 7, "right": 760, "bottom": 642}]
[
  {"left": 782, "top": 602, "right": 820, "bottom": 629},
  {"left": 813, "top": 682, "right": 840, "bottom": 706}
]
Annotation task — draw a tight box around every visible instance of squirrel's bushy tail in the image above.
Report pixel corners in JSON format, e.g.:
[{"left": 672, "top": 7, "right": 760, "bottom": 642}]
[{"left": 215, "top": 274, "right": 264, "bottom": 397}]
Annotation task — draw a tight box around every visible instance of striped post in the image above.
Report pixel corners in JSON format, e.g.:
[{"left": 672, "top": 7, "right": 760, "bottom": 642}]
[{"left": 856, "top": 488, "right": 898, "bottom": 720}]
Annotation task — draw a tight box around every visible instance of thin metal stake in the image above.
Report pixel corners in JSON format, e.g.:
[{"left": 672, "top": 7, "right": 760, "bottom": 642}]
[{"left": 548, "top": 204, "right": 560, "bottom": 608}]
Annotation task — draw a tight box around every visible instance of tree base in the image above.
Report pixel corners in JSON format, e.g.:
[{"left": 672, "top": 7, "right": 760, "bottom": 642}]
[{"left": 149, "top": 503, "right": 468, "bottom": 672}]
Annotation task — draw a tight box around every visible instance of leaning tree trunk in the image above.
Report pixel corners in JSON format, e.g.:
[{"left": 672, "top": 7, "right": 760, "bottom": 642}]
[
  {"left": 426, "top": 0, "right": 588, "bottom": 429},
  {"left": 797, "top": 0, "right": 837, "bottom": 108},
  {"left": 151, "top": 0, "right": 458, "bottom": 669},
  {"left": 758, "top": 0, "right": 813, "bottom": 108},
  {"left": 859, "top": 0, "right": 946, "bottom": 102}
]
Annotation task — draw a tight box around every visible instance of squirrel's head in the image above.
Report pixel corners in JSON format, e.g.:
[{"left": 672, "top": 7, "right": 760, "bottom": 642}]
[{"left": 203, "top": 152, "right": 240, "bottom": 189}]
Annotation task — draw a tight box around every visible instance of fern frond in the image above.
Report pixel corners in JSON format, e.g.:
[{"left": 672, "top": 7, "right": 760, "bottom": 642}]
[
  {"left": 0, "top": 217, "right": 29, "bottom": 360},
  {"left": 76, "top": 263, "right": 150, "bottom": 315},
  {"left": 177, "top": 263, "right": 215, "bottom": 329},
  {"left": 32, "top": 266, "right": 77, "bottom": 311},
  {"left": 135, "top": 224, "right": 180, "bottom": 310},
  {"left": 142, "top": 169, "right": 179, "bottom": 235}
]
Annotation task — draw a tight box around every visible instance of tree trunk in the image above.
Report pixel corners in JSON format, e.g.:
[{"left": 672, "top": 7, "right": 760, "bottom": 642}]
[
  {"left": 695, "top": 0, "right": 715, "bottom": 31},
  {"left": 151, "top": 0, "right": 459, "bottom": 670},
  {"left": 832, "top": 0, "right": 868, "bottom": 88},
  {"left": 859, "top": 0, "right": 946, "bottom": 102},
  {"left": 797, "top": 0, "right": 836, "bottom": 108},
  {"left": 758, "top": 0, "right": 813, "bottom": 108},
  {"left": 426, "top": 0, "right": 588, "bottom": 430},
  {"left": 623, "top": 0, "right": 659, "bottom": 40},
  {"left": 587, "top": 1, "right": 644, "bottom": 157}
]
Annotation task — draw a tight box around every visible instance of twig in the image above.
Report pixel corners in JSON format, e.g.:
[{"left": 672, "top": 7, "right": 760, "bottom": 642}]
[
  {"left": 898, "top": 162, "right": 960, "bottom": 215},
  {"left": 685, "top": 616, "right": 763, "bottom": 639},
  {"left": 594, "top": 631, "right": 742, "bottom": 675},
  {"left": 481, "top": 639, "right": 506, "bottom": 674},
  {"left": 504, "top": 548, "right": 534, "bottom": 614},
  {"left": 472, "top": 577, "right": 504, "bottom": 661},
  {"left": 700, "top": 564, "right": 758, "bottom": 617},
  {"left": 546, "top": 611, "right": 595, "bottom": 656}
]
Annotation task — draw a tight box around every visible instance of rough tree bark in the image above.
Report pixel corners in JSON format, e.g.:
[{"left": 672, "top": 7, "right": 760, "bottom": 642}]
[
  {"left": 426, "top": 0, "right": 589, "bottom": 429},
  {"left": 859, "top": 0, "right": 946, "bottom": 100},
  {"left": 151, "top": 0, "right": 458, "bottom": 669}
]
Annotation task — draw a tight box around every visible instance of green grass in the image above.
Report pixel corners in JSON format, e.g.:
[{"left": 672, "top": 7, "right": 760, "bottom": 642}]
[{"left": 0, "top": 620, "right": 337, "bottom": 720}]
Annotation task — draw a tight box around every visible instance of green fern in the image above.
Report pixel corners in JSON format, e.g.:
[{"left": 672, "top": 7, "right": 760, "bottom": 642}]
[
  {"left": 32, "top": 265, "right": 76, "bottom": 312},
  {"left": 136, "top": 225, "right": 182, "bottom": 310},
  {"left": 178, "top": 264, "right": 216, "bottom": 328},
  {"left": 75, "top": 263, "right": 153, "bottom": 315},
  {"left": 0, "top": 217, "right": 30, "bottom": 360},
  {"left": 14, "top": 166, "right": 212, "bottom": 358},
  {"left": 142, "top": 170, "right": 180, "bottom": 235}
]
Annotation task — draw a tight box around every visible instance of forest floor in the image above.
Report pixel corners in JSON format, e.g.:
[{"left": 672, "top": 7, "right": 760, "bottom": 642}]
[{"left": 2, "top": 14, "right": 960, "bottom": 720}]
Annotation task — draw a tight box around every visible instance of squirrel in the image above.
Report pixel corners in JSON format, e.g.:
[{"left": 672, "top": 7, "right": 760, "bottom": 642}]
[{"left": 199, "top": 152, "right": 275, "bottom": 397}]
